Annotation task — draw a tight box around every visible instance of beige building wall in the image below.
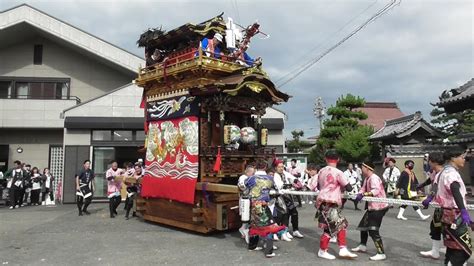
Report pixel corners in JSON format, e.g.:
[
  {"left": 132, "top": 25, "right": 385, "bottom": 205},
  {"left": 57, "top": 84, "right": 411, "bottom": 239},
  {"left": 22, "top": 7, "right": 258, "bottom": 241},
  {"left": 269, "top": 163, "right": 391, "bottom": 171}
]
[
  {"left": 267, "top": 129, "right": 284, "bottom": 147},
  {"left": 0, "top": 129, "right": 63, "bottom": 169},
  {"left": 63, "top": 84, "right": 142, "bottom": 118},
  {"left": 262, "top": 107, "right": 287, "bottom": 152},
  {"left": 0, "top": 36, "right": 134, "bottom": 102},
  {"left": 8, "top": 144, "right": 50, "bottom": 170},
  {"left": 63, "top": 129, "right": 91, "bottom": 146}
]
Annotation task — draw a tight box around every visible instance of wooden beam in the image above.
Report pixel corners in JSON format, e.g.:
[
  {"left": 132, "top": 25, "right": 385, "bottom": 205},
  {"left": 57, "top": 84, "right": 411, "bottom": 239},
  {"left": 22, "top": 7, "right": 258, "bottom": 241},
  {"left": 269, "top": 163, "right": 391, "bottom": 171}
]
[
  {"left": 195, "top": 182, "right": 239, "bottom": 193},
  {"left": 143, "top": 214, "right": 211, "bottom": 234},
  {"left": 214, "top": 194, "right": 239, "bottom": 202},
  {"left": 200, "top": 176, "right": 222, "bottom": 183},
  {"left": 192, "top": 208, "right": 204, "bottom": 214},
  {"left": 192, "top": 216, "right": 204, "bottom": 223}
]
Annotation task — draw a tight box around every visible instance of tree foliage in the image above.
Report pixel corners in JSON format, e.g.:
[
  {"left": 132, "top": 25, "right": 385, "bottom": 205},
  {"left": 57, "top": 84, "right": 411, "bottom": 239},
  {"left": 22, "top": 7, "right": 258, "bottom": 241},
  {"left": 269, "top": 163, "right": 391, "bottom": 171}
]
[
  {"left": 287, "top": 130, "right": 308, "bottom": 153},
  {"left": 308, "top": 93, "right": 376, "bottom": 164},
  {"left": 335, "top": 126, "right": 374, "bottom": 162}
]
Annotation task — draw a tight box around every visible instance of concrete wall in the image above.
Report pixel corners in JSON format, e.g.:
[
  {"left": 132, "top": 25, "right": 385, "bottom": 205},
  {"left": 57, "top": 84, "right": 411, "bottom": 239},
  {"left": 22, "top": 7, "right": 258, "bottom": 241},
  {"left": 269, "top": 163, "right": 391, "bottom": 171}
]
[
  {"left": 8, "top": 144, "right": 50, "bottom": 170},
  {"left": 0, "top": 98, "right": 76, "bottom": 128},
  {"left": 262, "top": 108, "right": 286, "bottom": 152},
  {"left": 0, "top": 36, "right": 134, "bottom": 103},
  {"left": 1, "top": 5, "right": 144, "bottom": 73},
  {"left": 267, "top": 129, "right": 284, "bottom": 146},
  {"left": 0, "top": 129, "right": 63, "bottom": 169},
  {"left": 263, "top": 107, "right": 286, "bottom": 120},
  {"left": 63, "top": 84, "right": 142, "bottom": 118},
  {"left": 63, "top": 129, "right": 91, "bottom": 146}
]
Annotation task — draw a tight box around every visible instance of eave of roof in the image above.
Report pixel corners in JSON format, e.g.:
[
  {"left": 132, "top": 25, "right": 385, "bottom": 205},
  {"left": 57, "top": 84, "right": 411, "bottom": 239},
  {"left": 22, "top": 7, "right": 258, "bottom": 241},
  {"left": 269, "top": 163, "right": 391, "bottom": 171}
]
[
  {"left": 437, "top": 78, "right": 474, "bottom": 106},
  {"left": 137, "top": 13, "right": 226, "bottom": 50},
  {"left": 370, "top": 111, "right": 442, "bottom": 141}
]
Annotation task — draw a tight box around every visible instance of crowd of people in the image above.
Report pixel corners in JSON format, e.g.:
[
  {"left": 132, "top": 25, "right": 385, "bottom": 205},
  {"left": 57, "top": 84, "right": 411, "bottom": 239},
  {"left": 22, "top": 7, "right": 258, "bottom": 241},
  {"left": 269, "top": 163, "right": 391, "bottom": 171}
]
[
  {"left": 1, "top": 146, "right": 471, "bottom": 264},
  {"left": 0, "top": 160, "right": 55, "bottom": 208},
  {"left": 237, "top": 147, "right": 472, "bottom": 265}
]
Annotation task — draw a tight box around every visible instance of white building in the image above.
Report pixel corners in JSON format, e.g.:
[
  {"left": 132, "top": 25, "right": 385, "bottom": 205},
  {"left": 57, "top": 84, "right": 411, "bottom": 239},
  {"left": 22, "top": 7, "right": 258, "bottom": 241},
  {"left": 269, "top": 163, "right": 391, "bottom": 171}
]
[{"left": 0, "top": 4, "right": 287, "bottom": 202}]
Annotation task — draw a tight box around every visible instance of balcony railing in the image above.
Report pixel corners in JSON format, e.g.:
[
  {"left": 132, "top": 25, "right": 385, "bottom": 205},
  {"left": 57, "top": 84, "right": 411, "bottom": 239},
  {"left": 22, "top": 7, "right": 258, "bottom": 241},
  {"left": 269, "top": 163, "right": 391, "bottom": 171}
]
[
  {"left": 1, "top": 95, "right": 81, "bottom": 104},
  {"left": 136, "top": 47, "right": 256, "bottom": 84}
]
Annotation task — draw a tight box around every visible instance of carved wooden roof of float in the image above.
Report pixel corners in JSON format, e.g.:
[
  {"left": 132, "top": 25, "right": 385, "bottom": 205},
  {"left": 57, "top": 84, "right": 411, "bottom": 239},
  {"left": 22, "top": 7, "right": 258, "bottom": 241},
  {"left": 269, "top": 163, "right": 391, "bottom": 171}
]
[
  {"left": 137, "top": 13, "right": 226, "bottom": 51},
  {"left": 216, "top": 73, "right": 289, "bottom": 103},
  {"left": 136, "top": 14, "right": 291, "bottom": 111},
  {"left": 190, "top": 67, "right": 290, "bottom": 103}
]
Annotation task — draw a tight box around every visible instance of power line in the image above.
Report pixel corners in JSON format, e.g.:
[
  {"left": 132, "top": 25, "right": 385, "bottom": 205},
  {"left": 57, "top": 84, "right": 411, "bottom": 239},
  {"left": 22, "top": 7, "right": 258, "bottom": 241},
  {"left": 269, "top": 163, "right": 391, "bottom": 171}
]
[
  {"left": 277, "top": 0, "right": 401, "bottom": 88},
  {"left": 234, "top": 0, "right": 241, "bottom": 23},
  {"left": 275, "top": 0, "right": 379, "bottom": 84},
  {"left": 229, "top": 0, "right": 241, "bottom": 23}
]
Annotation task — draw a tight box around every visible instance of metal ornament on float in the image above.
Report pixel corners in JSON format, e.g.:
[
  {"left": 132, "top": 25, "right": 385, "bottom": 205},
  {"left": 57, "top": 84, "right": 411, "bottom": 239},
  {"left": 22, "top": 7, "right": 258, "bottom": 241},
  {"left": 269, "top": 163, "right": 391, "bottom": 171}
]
[{"left": 240, "top": 127, "right": 257, "bottom": 143}]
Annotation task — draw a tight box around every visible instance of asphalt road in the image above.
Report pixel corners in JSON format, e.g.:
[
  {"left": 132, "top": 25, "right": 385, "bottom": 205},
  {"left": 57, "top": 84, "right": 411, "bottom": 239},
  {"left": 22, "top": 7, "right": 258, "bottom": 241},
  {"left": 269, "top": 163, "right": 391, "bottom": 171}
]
[{"left": 0, "top": 203, "right": 473, "bottom": 265}]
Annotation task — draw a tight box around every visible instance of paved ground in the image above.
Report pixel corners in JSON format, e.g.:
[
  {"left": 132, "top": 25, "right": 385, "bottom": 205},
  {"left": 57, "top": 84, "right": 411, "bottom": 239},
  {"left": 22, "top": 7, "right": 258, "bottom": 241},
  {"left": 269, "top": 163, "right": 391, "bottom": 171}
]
[{"left": 0, "top": 203, "right": 473, "bottom": 265}]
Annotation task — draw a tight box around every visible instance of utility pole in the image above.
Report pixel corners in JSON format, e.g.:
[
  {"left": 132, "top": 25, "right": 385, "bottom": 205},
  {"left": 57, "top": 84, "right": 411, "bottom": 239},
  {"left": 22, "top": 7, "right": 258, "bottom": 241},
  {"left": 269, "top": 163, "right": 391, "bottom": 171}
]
[{"left": 313, "top": 96, "right": 326, "bottom": 134}]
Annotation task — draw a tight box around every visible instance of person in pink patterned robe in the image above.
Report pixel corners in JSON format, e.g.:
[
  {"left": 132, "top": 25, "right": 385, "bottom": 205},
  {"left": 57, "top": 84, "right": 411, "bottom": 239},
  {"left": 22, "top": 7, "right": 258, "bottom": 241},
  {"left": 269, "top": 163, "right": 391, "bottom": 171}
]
[
  {"left": 435, "top": 147, "right": 471, "bottom": 265},
  {"left": 351, "top": 161, "right": 389, "bottom": 261},
  {"left": 106, "top": 161, "right": 124, "bottom": 218},
  {"left": 316, "top": 150, "right": 357, "bottom": 260},
  {"left": 417, "top": 152, "right": 445, "bottom": 260}
]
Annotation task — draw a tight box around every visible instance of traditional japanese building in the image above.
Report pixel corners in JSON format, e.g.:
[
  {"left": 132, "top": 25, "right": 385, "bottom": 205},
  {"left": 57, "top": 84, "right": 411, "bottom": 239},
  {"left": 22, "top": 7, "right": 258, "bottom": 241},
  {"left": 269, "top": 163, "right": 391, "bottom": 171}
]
[
  {"left": 435, "top": 78, "right": 474, "bottom": 151},
  {"left": 434, "top": 78, "right": 473, "bottom": 186},
  {"left": 370, "top": 111, "right": 443, "bottom": 181}
]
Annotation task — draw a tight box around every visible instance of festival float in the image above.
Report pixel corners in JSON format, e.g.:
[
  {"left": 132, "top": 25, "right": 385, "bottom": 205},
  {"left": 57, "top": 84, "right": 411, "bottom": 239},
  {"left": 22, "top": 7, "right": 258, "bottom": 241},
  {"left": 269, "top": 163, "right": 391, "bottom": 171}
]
[{"left": 134, "top": 13, "right": 290, "bottom": 233}]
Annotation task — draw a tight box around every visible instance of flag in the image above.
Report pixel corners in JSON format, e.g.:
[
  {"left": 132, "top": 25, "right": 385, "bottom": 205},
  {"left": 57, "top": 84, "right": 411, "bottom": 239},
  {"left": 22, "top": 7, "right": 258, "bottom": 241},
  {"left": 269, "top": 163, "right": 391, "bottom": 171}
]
[
  {"left": 213, "top": 147, "right": 222, "bottom": 173},
  {"left": 142, "top": 117, "right": 199, "bottom": 204}
]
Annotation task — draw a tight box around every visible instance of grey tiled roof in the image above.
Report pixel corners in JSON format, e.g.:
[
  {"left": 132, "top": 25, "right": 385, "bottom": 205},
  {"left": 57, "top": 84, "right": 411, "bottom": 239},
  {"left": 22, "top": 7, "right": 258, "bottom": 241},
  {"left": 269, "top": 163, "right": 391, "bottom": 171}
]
[
  {"left": 438, "top": 78, "right": 474, "bottom": 106},
  {"left": 450, "top": 133, "right": 474, "bottom": 144},
  {"left": 386, "top": 144, "right": 447, "bottom": 155},
  {"left": 370, "top": 111, "right": 441, "bottom": 141}
]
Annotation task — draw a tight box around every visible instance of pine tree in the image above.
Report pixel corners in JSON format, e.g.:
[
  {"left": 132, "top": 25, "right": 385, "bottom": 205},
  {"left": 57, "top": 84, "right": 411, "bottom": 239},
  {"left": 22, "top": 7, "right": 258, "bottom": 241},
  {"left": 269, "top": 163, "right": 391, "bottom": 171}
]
[{"left": 309, "top": 94, "right": 375, "bottom": 164}]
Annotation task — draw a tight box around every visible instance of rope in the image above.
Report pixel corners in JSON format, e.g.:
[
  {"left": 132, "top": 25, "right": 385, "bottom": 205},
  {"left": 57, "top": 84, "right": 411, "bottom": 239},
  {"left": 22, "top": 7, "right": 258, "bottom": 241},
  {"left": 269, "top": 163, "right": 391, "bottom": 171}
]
[{"left": 279, "top": 189, "right": 474, "bottom": 210}]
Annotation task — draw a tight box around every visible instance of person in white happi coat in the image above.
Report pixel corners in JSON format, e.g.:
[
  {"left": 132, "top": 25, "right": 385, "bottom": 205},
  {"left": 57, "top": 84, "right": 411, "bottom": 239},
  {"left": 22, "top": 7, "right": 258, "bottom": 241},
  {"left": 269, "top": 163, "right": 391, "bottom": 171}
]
[
  {"left": 382, "top": 158, "right": 401, "bottom": 197},
  {"left": 273, "top": 161, "right": 304, "bottom": 240},
  {"left": 342, "top": 163, "right": 361, "bottom": 210}
]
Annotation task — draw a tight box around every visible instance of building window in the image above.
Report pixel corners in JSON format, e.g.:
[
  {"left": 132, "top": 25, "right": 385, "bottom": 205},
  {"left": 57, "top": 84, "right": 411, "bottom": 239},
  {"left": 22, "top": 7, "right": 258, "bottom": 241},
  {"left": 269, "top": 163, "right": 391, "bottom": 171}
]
[
  {"left": 34, "top": 44, "right": 43, "bottom": 65},
  {"left": 92, "top": 147, "right": 115, "bottom": 198},
  {"left": 113, "top": 130, "right": 133, "bottom": 141},
  {"left": 92, "top": 130, "right": 112, "bottom": 141},
  {"left": 0, "top": 78, "right": 70, "bottom": 99},
  {"left": 15, "top": 82, "right": 29, "bottom": 99},
  {"left": 28, "top": 82, "right": 67, "bottom": 99},
  {"left": 135, "top": 130, "right": 145, "bottom": 141},
  {"left": 0, "top": 81, "right": 12, "bottom": 99}
]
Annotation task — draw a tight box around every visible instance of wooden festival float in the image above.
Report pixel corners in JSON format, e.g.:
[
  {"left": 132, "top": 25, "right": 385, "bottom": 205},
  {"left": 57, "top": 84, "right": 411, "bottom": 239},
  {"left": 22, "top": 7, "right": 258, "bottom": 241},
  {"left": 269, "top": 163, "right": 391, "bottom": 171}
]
[{"left": 134, "top": 14, "right": 290, "bottom": 233}]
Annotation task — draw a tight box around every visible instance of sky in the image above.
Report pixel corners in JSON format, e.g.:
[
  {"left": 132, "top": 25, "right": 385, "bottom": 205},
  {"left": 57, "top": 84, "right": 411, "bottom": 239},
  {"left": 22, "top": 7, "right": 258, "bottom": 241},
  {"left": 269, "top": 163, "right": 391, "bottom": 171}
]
[{"left": 1, "top": 0, "right": 472, "bottom": 139}]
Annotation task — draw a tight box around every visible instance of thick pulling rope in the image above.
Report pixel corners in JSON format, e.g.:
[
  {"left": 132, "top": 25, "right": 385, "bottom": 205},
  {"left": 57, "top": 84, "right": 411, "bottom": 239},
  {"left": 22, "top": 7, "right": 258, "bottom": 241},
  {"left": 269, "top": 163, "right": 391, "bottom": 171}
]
[{"left": 279, "top": 189, "right": 474, "bottom": 210}]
